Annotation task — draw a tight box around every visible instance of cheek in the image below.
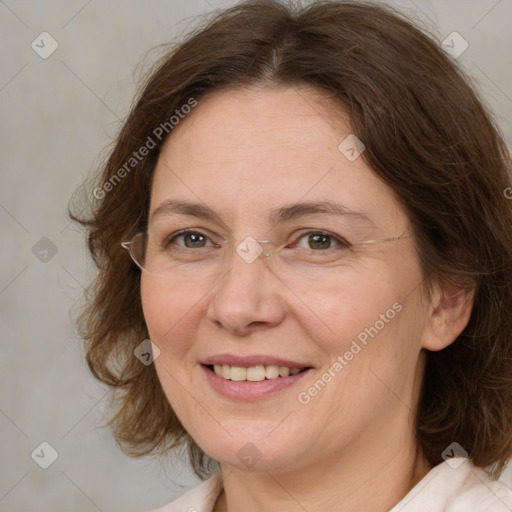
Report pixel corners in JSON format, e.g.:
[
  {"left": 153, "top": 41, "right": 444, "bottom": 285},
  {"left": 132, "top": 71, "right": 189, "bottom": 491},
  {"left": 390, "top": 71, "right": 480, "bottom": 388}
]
[
  {"left": 305, "top": 263, "right": 423, "bottom": 384},
  {"left": 298, "top": 269, "right": 399, "bottom": 345},
  {"left": 140, "top": 277, "right": 205, "bottom": 357},
  {"left": 140, "top": 277, "right": 205, "bottom": 424},
  {"left": 307, "top": 289, "right": 422, "bottom": 427}
]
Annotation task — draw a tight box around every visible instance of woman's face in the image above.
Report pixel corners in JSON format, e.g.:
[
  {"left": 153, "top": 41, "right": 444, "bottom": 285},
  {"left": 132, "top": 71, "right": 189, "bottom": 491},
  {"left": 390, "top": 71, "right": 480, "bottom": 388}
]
[{"left": 141, "top": 86, "right": 430, "bottom": 473}]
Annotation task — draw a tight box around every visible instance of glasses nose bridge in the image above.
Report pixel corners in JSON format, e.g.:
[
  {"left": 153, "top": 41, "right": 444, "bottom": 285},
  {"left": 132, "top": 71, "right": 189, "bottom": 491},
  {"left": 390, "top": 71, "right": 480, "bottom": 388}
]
[{"left": 227, "top": 237, "right": 274, "bottom": 267}]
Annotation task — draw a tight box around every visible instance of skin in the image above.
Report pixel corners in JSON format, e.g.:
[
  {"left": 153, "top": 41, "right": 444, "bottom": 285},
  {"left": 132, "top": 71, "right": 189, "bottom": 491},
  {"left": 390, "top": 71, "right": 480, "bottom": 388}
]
[{"left": 141, "top": 85, "right": 474, "bottom": 512}]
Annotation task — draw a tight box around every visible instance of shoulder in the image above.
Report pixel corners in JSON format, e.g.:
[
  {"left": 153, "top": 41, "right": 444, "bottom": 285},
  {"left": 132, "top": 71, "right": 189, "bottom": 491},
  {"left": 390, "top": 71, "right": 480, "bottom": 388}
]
[
  {"left": 146, "top": 472, "right": 223, "bottom": 512},
  {"left": 390, "top": 458, "right": 512, "bottom": 512}
]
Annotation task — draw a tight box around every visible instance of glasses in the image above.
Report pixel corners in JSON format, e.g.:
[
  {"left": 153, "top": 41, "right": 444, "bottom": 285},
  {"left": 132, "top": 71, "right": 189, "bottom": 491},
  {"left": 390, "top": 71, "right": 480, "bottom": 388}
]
[{"left": 121, "top": 229, "right": 410, "bottom": 284}]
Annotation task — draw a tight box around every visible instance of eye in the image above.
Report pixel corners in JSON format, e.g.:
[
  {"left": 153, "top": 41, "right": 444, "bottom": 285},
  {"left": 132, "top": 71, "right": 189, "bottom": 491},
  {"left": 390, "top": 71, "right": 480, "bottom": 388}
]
[
  {"left": 166, "top": 230, "right": 215, "bottom": 249},
  {"left": 293, "top": 231, "right": 349, "bottom": 251}
]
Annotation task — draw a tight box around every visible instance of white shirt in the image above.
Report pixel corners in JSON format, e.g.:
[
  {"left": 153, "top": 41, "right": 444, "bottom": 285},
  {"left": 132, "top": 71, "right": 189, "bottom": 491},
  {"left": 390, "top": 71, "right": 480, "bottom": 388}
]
[{"left": 149, "top": 458, "right": 512, "bottom": 512}]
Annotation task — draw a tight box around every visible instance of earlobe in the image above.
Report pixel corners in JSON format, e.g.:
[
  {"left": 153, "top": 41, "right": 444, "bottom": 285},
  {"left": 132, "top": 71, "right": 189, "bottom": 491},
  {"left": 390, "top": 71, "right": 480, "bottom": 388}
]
[{"left": 422, "top": 281, "right": 476, "bottom": 352}]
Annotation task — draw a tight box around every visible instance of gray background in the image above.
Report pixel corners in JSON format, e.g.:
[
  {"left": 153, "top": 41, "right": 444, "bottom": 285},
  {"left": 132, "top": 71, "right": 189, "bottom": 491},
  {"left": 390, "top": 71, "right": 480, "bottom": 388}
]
[{"left": 1, "top": 1, "right": 511, "bottom": 511}]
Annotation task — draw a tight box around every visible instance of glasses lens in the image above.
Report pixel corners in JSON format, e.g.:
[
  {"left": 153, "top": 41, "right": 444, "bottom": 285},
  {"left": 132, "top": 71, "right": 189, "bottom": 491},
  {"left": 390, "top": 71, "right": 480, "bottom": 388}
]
[
  {"left": 128, "top": 232, "right": 148, "bottom": 270},
  {"left": 124, "top": 231, "right": 408, "bottom": 281}
]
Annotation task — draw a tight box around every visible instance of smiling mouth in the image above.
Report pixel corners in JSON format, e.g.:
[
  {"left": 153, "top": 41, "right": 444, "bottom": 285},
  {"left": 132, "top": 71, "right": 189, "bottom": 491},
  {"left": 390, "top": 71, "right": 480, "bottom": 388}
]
[{"left": 205, "top": 364, "right": 310, "bottom": 382}]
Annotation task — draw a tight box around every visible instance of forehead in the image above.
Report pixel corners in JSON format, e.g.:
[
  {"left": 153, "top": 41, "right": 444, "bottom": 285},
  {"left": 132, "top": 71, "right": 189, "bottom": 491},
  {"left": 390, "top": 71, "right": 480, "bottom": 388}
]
[
  {"left": 159, "top": 86, "right": 348, "bottom": 174},
  {"left": 149, "top": 86, "right": 405, "bottom": 232}
]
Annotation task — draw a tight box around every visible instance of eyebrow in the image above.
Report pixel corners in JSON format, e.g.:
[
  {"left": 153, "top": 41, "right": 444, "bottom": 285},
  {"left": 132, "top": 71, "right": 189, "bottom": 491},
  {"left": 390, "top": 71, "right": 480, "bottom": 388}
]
[
  {"left": 150, "top": 200, "right": 228, "bottom": 228},
  {"left": 269, "top": 201, "right": 375, "bottom": 227},
  {"left": 149, "top": 199, "right": 375, "bottom": 227}
]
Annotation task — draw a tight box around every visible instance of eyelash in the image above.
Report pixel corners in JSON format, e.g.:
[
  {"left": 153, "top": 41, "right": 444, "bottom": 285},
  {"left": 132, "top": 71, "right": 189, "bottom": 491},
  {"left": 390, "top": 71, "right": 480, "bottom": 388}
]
[{"left": 164, "top": 229, "right": 350, "bottom": 251}]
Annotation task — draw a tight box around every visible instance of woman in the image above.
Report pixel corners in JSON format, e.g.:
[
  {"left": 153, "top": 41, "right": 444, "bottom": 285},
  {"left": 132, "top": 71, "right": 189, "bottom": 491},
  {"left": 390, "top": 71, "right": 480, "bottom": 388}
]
[{"left": 71, "top": 1, "right": 512, "bottom": 510}]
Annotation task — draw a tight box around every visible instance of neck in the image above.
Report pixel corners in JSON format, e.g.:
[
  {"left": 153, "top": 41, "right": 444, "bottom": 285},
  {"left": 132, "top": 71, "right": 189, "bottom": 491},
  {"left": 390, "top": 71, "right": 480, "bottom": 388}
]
[{"left": 214, "top": 427, "right": 431, "bottom": 512}]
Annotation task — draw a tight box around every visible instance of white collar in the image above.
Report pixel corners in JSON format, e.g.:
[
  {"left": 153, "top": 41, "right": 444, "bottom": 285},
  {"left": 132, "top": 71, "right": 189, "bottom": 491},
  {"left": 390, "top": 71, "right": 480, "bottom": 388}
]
[{"left": 150, "top": 458, "right": 512, "bottom": 512}]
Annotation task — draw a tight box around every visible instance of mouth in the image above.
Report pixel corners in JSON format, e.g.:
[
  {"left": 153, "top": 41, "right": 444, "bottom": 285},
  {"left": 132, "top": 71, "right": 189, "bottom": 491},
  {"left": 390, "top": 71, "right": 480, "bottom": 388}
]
[
  {"left": 200, "top": 355, "right": 314, "bottom": 401},
  {"left": 204, "top": 363, "right": 309, "bottom": 381}
]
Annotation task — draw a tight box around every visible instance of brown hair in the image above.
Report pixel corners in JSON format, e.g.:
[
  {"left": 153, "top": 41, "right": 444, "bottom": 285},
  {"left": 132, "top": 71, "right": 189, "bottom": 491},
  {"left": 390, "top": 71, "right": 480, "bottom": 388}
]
[{"left": 70, "top": 0, "right": 512, "bottom": 478}]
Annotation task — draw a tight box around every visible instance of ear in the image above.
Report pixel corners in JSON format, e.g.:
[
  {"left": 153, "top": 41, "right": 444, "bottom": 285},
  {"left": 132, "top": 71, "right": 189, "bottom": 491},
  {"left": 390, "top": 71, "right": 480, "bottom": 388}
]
[{"left": 422, "top": 279, "right": 476, "bottom": 352}]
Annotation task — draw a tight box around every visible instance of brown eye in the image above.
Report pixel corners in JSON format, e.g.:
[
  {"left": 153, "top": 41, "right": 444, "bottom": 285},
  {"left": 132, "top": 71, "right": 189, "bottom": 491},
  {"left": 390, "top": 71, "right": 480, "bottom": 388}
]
[
  {"left": 293, "top": 231, "right": 348, "bottom": 251},
  {"left": 168, "top": 231, "right": 211, "bottom": 248},
  {"left": 307, "top": 233, "right": 332, "bottom": 250},
  {"left": 183, "top": 232, "right": 207, "bottom": 248}
]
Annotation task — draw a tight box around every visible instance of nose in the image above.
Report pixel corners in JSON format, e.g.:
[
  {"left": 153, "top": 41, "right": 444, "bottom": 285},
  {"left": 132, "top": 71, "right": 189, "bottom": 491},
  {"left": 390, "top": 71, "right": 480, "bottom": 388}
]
[{"left": 206, "top": 248, "right": 286, "bottom": 335}]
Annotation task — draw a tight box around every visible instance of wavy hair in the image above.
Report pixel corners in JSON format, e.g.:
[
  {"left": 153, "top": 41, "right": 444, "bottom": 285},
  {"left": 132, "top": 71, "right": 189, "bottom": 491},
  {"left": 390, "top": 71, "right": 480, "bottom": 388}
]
[{"left": 70, "top": 0, "right": 512, "bottom": 478}]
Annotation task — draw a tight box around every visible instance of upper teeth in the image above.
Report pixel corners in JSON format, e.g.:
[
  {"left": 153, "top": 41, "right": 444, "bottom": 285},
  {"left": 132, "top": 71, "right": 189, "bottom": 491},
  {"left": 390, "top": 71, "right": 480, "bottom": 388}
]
[{"left": 213, "top": 364, "right": 302, "bottom": 382}]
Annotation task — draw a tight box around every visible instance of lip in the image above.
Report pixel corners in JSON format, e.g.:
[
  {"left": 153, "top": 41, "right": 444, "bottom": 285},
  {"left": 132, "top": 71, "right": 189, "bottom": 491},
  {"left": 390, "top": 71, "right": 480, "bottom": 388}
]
[
  {"left": 201, "top": 364, "right": 314, "bottom": 401},
  {"left": 201, "top": 353, "right": 311, "bottom": 368}
]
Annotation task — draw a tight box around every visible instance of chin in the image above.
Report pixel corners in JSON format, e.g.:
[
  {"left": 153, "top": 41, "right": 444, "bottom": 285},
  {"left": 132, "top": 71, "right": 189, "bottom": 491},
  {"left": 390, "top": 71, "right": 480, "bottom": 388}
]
[{"left": 195, "top": 426, "right": 311, "bottom": 474}]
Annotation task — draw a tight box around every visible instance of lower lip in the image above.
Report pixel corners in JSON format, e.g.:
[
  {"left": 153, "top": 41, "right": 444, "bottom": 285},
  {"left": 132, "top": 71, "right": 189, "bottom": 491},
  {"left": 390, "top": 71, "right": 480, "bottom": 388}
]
[{"left": 201, "top": 365, "right": 312, "bottom": 401}]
